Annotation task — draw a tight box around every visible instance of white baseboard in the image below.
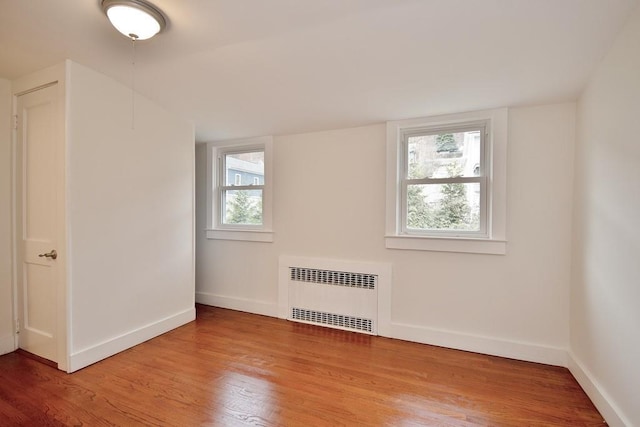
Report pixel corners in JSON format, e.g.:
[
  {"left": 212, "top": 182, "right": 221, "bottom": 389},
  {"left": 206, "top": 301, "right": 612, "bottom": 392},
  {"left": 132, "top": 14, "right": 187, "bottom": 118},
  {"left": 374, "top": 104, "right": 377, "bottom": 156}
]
[
  {"left": 194, "top": 290, "right": 569, "bottom": 368},
  {"left": 196, "top": 292, "right": 278, "bottom": 318},
  {"left": 0, "top": 333, "right": 16, "bottom": 356},
  {"left": 568, "top": 352, "right": 629, "bottom": 427},
  {"left": 68, "top": 307, "right": 195, "bottom": 373},
  {"left": 386, "top": 321, "right": 568, "bottom": 367}
]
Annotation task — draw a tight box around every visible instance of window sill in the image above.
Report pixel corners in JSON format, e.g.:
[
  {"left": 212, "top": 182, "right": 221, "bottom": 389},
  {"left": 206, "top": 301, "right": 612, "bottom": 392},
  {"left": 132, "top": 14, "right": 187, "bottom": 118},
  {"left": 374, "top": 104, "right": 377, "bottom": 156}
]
[
  {"left": 206, "top": 229, "right": 274, "bottom": 243},
  {"left": 385, "top": 235, "right": 506, "bottom": 255}
]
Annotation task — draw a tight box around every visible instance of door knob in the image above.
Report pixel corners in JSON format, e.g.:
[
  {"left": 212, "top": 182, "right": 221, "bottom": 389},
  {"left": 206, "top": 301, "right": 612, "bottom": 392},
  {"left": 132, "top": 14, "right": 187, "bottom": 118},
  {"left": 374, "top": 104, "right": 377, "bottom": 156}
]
[{"left": 38, "top": 250, "right": 57, "bottom": 260}]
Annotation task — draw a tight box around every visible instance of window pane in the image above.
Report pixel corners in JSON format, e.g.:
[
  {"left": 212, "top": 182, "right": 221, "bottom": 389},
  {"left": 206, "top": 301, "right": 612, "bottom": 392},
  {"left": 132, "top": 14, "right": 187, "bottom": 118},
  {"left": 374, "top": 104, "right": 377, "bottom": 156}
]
[
  {"left": 222, "top": 189, "right": 263, "bottom": 225},
  {"left": 407, "top": 183, "right": 480, "bottom": 231},
  {"left": 225, "top": 151, "right": 264, "bottom": 186},
  {"left": 407, "top": 131, "right": 481, "bottom": 179}
]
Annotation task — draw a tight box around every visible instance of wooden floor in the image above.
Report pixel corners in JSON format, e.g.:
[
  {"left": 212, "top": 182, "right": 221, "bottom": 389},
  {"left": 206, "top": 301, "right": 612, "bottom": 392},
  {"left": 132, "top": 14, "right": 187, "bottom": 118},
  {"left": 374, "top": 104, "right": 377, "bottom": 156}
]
[{"left": 0, "top": 305, "right": 603, "bottom": 426}]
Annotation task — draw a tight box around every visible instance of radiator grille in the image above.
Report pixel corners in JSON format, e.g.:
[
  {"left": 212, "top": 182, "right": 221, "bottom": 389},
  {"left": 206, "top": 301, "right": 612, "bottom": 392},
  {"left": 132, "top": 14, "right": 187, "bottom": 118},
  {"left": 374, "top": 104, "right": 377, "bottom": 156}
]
[
  {"left": 291, "top": 307, "right": 373, "bottom": 333},
  {"left": 289, "top": 267, "right": 377, "bottom": 289}
]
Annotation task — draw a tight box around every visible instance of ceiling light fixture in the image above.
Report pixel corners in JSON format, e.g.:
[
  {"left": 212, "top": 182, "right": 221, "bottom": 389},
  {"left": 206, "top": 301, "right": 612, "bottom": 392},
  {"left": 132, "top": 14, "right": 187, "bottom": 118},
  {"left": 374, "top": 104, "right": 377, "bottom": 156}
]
[{"left": 102, "top": 0, "right": 166, "bottom": 40}]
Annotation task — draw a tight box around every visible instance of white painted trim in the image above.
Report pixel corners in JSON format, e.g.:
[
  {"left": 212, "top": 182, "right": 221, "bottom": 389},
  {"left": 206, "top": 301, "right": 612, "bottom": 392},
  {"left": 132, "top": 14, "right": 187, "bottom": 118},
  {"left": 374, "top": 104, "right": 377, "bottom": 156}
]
[
  {"left": 207, "top": 135, "right": 274, "bottom": 148},
  {"left": 205, "top": 142, "right": 214, "bottom": 231},
  {"left": 196, "top": 292, "right": 278, "bottom": 318},
  {"left": 61, "top": 60, "right": 72, "bottom": 372},
  {"left": 205, "top": 136, "right": 274, "bottom": 239},
  {"left": 11, "top": 61, "right": 70, "bottom": 371},
  {"left": 204, "top": 290, "right": 569, "bottom": 368},
  {"left": 205, "top": 229, "right": 274, "bottom": 242},
  {"left": 385, "top": 321, "right": 568, "bottom": 367},
  {"left": 11, "top": 63, "right": 62, "bottom": 95},
  {"left": 568, "top": 352, "right": 629, "bottom": 427},
  {"left": 0, "top": 334, "right": 16, "bottom": 356},
  {"left": 67, "top": 307, "right": 195, "bottom": 373},
  {"left": 189, "top": 123, "right": 197, "bottom": 310},
  {"left": 385, "top": 235, "right": 506, "bottom": 255},
  {"left": 385, "top": 108, "right": 508, "bottom": 254}
]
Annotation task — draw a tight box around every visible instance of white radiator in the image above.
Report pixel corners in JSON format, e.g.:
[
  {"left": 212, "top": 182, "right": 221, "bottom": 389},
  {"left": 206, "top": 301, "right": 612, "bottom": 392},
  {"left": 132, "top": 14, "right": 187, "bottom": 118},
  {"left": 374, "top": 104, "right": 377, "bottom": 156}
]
[{"left": 279, "top": 257, "right": 385, "bottom": 335}]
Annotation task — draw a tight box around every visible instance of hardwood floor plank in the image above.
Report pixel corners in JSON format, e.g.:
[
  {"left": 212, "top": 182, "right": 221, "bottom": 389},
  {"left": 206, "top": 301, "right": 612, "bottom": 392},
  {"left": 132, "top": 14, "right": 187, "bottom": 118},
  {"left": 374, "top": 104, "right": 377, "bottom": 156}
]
[{"left": 0, "top": 305, "right": 604, "bottom": 426}]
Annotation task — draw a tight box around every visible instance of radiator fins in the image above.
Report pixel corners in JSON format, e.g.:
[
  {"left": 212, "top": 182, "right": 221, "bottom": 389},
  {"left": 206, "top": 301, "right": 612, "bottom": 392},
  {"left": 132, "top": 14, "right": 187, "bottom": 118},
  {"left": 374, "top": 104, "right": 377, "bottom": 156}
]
[
  {"left": 291, "top": 308, "right": 374, "bottom": 333},
  {"left": 289, "top": 267, "right": 376, "bottom": 289}
]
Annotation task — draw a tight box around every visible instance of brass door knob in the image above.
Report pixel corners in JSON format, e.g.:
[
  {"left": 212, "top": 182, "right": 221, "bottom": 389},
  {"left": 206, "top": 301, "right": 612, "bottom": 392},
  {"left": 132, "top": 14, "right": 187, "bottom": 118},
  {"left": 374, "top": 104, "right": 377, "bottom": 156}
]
[{"left": 38, "top": 250, "right": 57, "bottom": 260}]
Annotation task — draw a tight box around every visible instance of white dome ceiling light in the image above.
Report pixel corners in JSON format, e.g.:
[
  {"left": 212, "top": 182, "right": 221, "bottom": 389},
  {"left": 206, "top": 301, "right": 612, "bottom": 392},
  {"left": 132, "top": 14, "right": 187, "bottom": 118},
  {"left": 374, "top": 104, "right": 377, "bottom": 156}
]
[
  {"left": 101, "top": 0, "right": 167, "bottom": 128},
  {"left": 102, "top": 0, "right": 166, "bottom": 41}
]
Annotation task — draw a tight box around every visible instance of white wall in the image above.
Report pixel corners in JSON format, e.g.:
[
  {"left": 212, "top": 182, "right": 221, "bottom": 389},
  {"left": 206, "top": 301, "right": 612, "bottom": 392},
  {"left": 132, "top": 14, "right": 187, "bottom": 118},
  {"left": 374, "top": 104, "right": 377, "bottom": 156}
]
[
  {"left": 196, "top": 102, "right": 576, "bottom": 366},
  {"left": 0, "top": 78, "right": 14, "bottom": 355},
  {"left": 67, "top": 62, "right": 195, "bottom": 371},
  {"left": 571, "top": 5, "right": 640, "bottom": 426}
]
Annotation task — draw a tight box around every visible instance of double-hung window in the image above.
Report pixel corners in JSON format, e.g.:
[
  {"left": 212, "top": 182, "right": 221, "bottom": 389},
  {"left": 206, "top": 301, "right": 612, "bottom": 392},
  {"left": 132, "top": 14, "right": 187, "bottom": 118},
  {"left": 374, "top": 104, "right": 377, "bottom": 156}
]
[
  {"left": 402, "top": 123, "right": 487, "bottom": 236},
  {"left": 220, "top": 148, "right": 265, "bottom": 226},
  {"left": 386, "top": 109, "right": 507, "bottom": 254},
  {"left": 206, "top": 136, "right": 273, "bottom": 242}
]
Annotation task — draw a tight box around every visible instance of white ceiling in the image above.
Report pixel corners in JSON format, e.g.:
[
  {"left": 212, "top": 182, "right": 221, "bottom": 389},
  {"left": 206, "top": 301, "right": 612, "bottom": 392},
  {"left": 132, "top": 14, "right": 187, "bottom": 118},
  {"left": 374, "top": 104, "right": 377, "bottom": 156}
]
[{"left": 0, "top": 0, "right": 637, "bottom": 141}]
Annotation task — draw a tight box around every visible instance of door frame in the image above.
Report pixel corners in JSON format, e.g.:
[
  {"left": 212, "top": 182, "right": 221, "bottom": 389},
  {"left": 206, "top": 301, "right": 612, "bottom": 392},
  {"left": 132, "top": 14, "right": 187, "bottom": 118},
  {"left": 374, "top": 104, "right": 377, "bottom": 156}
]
[{"left": 11, "top": 62, "right": 69, "bottom": 372}]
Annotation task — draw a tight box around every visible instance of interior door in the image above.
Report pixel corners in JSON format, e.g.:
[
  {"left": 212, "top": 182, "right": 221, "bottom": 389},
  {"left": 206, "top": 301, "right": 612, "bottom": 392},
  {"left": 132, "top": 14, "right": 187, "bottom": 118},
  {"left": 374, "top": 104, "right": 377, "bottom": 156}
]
[{"left": 15, "top": 83, "right": 60, "bottom": 363}]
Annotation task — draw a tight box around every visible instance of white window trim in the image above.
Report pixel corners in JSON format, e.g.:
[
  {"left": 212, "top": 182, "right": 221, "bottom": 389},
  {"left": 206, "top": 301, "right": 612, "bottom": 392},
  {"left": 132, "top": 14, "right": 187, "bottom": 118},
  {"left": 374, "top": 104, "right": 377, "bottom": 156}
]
[
  {"left": 206, "top": 136, "right": 274, "bottom": 242},
  {"left": 385, "top": 108, "right": 507, "bottom": 254}
]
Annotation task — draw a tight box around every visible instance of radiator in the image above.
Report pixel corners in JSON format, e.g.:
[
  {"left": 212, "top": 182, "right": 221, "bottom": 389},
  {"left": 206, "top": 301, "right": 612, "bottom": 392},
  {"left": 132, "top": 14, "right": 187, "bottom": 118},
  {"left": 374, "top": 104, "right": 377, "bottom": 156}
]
[{"left": 280, "top": 258, "right": 381, "bottom": 335}]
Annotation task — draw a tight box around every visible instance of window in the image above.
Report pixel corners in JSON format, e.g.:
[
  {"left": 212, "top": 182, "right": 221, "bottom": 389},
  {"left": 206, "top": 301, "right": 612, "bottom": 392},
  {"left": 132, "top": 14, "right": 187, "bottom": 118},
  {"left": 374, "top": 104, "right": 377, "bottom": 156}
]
[
  {"left": 403, "top": 124, "right": 486, "bottom": 236},
  {"left": 222, "top": 150, "right": 264, "bottom": 226},
  {"left": 386, "top": 109, "right": 507, "bottom": 254},
  {"left": 206, "top": 136, "right": 273, "bottom": 242}
]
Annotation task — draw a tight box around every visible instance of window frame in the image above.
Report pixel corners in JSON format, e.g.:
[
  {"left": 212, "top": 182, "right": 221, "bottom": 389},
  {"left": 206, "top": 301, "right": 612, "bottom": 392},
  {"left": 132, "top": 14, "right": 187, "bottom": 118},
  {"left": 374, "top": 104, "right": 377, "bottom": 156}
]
[
  {"left": 400, "top": 122, "right": 489, "bottom": 238},
  {"left": 386, "top": 108, "right": 507, "bottom": 254},
  {"left": 219, "top": 147, "right": 266, "bottom": 229},
  {"left": 206, "top": 136, "right": 273, "bottom": 242}
]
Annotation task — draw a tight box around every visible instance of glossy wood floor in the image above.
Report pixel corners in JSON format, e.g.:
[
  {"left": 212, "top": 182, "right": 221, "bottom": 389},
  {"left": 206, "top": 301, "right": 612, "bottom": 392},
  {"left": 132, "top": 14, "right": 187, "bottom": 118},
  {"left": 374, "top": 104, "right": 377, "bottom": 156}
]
[{"left": 0, "top": 305, "right": 603, "bottom": 426}]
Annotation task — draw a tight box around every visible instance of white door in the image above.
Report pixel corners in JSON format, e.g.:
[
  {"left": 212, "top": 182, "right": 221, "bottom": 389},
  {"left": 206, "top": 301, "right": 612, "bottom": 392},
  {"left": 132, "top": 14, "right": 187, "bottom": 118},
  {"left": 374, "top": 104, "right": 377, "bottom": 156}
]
[{"left": 15, "top": 83, "right": 61, "bottom": 364}]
